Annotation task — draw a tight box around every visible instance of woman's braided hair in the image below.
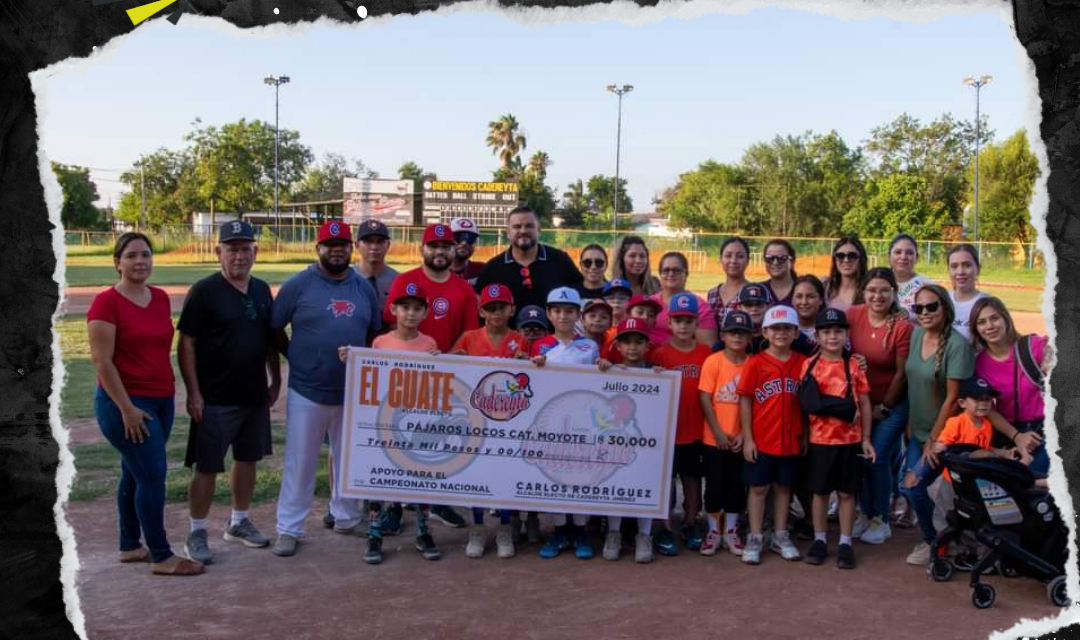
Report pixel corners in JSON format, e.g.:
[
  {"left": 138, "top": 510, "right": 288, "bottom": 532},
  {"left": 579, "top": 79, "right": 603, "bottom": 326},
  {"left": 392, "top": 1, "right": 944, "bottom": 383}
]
[{"left": 915, "top": 283, "right": 956, "bottom": 380}]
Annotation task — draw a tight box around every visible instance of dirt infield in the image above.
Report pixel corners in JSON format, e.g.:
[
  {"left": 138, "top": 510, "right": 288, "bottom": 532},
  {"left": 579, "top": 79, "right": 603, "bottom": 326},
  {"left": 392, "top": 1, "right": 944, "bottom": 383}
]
[{"left": 66, "top": 500, "right": 1063, "bottom": 640}]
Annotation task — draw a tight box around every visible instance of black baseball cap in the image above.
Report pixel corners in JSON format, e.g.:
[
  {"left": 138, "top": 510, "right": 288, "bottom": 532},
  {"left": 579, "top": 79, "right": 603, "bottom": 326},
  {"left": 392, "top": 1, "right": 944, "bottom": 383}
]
[
  {"left": 958, "top": 376, "right": 999, "bottom": 400},
  {"left": 357, "top": 219, "right": 390, "bottom": 239},
  {"left": 721, "top": 310, "right": 753, "bottom": 333},
  {"left": 738, "top": 284, "right": 769, "bottom": 305},
  {"left": 517, "top": 305, "right": 549, "bottom": 329},
  {"left": 815, "top": 308, "right": 849, "bottom": 330},
  {"left": 220, "top": 220, "right": 255, "bottom": 243}
]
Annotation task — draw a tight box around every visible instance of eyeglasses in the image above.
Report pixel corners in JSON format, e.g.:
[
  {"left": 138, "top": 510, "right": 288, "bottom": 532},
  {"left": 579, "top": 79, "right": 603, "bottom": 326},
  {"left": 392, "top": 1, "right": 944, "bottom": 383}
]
[
  {"left": 581, "top": 258, "right": 606, "bottom": 270},
  {"left": 520, "top": 266, "right": 533, "bottom": 289},
  {"left": 241, "top": 295, "right": 257, "bottom": 321},
  {"left": 834, "top": 251, "right": 860, "bottom": 263},
  {"left": 910, "top": 301, "right": 942, "bottom": 315},
  {"left": 764, "top": 255, "right": 791, "bottom": 265},
  {"left": 454, "top": 232, "right": 478, "bottom": 245},
  {"left": 660, "top": 267, "right": 686, "bottom": 276}
]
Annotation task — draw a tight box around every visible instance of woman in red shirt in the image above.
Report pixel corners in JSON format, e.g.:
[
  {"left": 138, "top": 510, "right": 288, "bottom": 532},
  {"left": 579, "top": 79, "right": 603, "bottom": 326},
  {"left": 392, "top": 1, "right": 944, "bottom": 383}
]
[{"left": 87, "top": 233, "right": 203, "bottom": 576}]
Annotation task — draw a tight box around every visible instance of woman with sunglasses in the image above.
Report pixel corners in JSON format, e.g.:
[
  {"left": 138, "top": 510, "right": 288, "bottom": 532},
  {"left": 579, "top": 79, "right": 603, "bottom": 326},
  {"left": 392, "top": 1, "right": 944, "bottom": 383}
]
[
  {"left": 87, "top": 232, "right": 204, "bottom": 576},
  {"left": 648, "top": 252, "right": 718, "bottom": 346},
  {"left": 576, "top": 244, "right": 610, "bottom": 300},
  {"left": 706, "top": 236, "right": 752, "bottom": 325},
  {"left": 612, "top": 235, "right": 661, "bottom": 296},
  {"left": 824, "top": 236, "right": 868, "bottom": 312},
  {"left": 888, "top": 233, "right": 933, "bottom": 314},
  {"left": 946, "top": 243, "right": 986, "bottom": 340},
  {"left": 761, "top": 239, "right": 798, "bottom": 307}
]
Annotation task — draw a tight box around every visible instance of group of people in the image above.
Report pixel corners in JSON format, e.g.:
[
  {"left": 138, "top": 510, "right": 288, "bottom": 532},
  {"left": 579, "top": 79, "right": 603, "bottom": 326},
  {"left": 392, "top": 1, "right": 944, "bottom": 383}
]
[{"left": 86, "top": 207, "right": 1052, "bottom": 577}]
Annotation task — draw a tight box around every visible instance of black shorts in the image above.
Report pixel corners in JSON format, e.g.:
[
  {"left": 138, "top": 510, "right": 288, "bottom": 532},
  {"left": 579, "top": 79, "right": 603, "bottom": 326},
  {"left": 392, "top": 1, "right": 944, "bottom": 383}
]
[
  {"left": 673, "top": 441, "right": 706, "bottom": 479},
  {"left": 742, "top": 451, "right": 800, "bottom": 488},
  {"left": 185, "top": 404, "right": 272, "bottom": 473},
  {"left": 703, "top": 445, "right": 746, "bottom": 514},
  {"left": 807, "top": 443, "right": 863, "bottom": 496}
]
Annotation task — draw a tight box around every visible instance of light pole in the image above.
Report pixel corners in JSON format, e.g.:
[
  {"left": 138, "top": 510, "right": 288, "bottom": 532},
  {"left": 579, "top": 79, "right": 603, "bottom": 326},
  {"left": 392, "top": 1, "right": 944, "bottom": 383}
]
[
  {"left": 264, "top": 74, "right": 290, "bottom": 250},
  {"left": 963, "top": 74, "right": 992, "bottom": 248},
  {"left": 606, "top": 83, "right": 633, "bottom": 232}
]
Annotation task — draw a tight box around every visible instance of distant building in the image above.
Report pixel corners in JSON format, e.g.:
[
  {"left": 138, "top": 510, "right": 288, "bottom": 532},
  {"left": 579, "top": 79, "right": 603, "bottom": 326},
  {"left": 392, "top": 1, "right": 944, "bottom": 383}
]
[{"left": 630, "top": 212, "right": 691, "bottom": 238}]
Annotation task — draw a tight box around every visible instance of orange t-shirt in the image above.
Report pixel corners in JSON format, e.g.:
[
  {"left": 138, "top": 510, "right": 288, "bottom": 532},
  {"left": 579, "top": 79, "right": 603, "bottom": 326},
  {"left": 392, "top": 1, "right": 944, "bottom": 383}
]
[
  {"left": 452, "top": 328, "right": 526, "bottom": 359},
  {"left": 800, "top": 356, "right": 870, "bottom": 446},
  {"left": 652, "top": 342, "right": 714, "bottom": 445},
  {"left": 736, "top": 350, "right": 807, "bottom": 456},
  {"left": 372, "top": 332, "right": 438, "bottom": 353},
  {"left": 698, "top": 351, "right": 745, "bottom": 446},
  {"left": 938, "top": 412, "right": 993, "bottom": 449}
]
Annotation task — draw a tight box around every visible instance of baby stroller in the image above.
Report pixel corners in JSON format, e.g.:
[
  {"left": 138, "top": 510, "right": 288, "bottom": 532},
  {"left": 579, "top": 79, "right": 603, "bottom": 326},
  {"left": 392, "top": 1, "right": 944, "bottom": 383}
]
[{"left": 927, "top": 444, "right": 1069, "bottom": 609}]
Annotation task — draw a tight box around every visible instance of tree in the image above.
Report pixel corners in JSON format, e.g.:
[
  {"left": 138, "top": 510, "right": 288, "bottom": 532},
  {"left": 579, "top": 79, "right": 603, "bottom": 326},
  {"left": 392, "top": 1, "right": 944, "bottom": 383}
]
[
  {"left": 657, "top": 160, "right": 759, "bottom": 233},
  {"left": 52, "top": 163, "right": 105, "bottom": 229},
  {"left": 526, "top": 151, "right": 552, "bottom": 182},
  {"left": 291, "top": 153, "right": 377, "bottom": 203},
  {"left": 114, "top": 148, "right": 201, "bottom": 227},
  {"left": 399, "top": 161, "right": 436, "bottom": 224},
  {"left": 485, "top": 114, "right": 527, "bottom": 170},
  {"left": 842, "top": 173, "right": 950, "bottom": 240},
  {"left": 559, "top": 179, "right": 588, "bottom": 228},
  {"left": 972, "top": 129, "right": 1041, "bottom": 252}
]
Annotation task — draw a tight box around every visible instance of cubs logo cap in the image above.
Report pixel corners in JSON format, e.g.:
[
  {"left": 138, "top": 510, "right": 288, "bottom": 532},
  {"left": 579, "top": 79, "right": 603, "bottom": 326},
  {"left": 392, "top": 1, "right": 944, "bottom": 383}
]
[
  {"left": 546, "top": 286, "right": 583, "bottom": 308},
  {"left": 616, "top": 318, "right": 650, "bottom": 341},
  {"left": 422, "top": 223, "right": 454, "bottom": 245},
  {"left": 388, "top": 279, "right": 428, "bottom": 306},
  {"left": 450, "top": 217, "right": 479, "bottom": 238},
  {"left": 815, "top": 307, "right": 849, "bottom": 330},
  {"left": 480, "top": 283, "right": 514, "bottom": 308},
  {"left": 602, "top": 279, "right": 633, "bottom": 296},
  {"left": 516, "top": 305, "right": 549, "bottom": 329},
  {"left": 357, "top": 219, "right": 390, "bottom": 239},
  {"left": 721, "top": 310, "right": 753, "bottom": 333},
  {"left": 761, "top": 305, "right": 799, "bottom": 329},
  {"left": 317, "top": 220, "right": 353, "bottom": 244},
  {"left": 627, "top": 295, "right": 663, "bottom": 314},
  {"left": 958, "top": 376, "right": 1000, "bottom": 400},
  {"left": 668, "top": 292, "right": 699, "bottom": 317},
  {"left": 737, "top": 284, "right": 769, "bottom": 305},
  {"left": 219, "top": 220, "right": 255, "bottom": 243}
]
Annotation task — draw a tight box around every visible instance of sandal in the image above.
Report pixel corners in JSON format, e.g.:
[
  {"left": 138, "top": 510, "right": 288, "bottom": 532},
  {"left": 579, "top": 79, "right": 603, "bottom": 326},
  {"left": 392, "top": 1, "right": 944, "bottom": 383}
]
[
  {"left": 119, "top": 547, "right": 150, "bottom": 563},
  {"left": 151, "top": 555, "right": 205, "bottom": 576}
]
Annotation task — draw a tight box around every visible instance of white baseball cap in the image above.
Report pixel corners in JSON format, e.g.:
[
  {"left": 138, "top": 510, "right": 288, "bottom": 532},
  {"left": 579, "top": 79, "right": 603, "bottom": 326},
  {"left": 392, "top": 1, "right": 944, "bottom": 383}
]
[
  {"left": 450, "top": 217, "right": 479, "bottom": 237},
  {"left": 762, "top": 305, "right": 800, "bottom": 328},
  {"left": 546, "top": 287, "right": 583, "bottom": 308}
]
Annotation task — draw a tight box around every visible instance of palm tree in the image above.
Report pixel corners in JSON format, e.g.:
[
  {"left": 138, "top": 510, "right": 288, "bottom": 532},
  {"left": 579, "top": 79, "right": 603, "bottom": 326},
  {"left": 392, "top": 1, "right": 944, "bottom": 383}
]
[
  {"left": 527, "top": 151, "right": 552, "bottom": 181},
  {"left": 486, "top": 114, "right": 527, "bottom": 170}
]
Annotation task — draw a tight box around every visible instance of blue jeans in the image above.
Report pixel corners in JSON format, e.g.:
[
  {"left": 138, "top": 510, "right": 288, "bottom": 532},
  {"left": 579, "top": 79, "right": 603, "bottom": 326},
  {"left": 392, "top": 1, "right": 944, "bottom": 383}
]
[
  {"left": 859, "top": 400, "right": 909, "bottom": 522},
  {"left": 900, "top": 440, "right": 941, "bottom": 544},
  {"left": 1017, "top": 421, "right": 1049, "bottom": 477},
  {"left": 95, "top": 388, "right": 175, "bottom": 563}
]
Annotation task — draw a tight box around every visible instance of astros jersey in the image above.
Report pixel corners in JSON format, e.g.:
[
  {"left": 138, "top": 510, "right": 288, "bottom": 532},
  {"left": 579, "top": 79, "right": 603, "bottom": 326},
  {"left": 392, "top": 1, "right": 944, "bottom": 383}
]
[
  {"left": 530, "top": 335, "right": 600, "bottom": 365},
  {"left": 453, "top": 328, "right": 526, "bottom": 359},
  {"left": 652, "top": 342, "right": 712, "bottom": 445},
  {"left": 736, "top": 350, "right": 807, "bottom": 456},
  {"left": 386, "top": 268, "right": 479, "bottom": 353}
]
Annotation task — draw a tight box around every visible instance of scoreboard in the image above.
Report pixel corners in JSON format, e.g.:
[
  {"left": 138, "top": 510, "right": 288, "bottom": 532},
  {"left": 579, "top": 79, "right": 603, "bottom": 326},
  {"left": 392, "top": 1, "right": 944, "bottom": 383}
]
[{"left": 421, "top": 180, "right": 520, "bottom": 228}]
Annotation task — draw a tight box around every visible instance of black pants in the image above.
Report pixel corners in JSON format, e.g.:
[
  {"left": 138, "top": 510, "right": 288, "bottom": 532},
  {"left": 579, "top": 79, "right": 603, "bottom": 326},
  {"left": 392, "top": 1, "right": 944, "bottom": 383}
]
[{"left": 703, "top": 445, "right": 747, "bottom": 515}]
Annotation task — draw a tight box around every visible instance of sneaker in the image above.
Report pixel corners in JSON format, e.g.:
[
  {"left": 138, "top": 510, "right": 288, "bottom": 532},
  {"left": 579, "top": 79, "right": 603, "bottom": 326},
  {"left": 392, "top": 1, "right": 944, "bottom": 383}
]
[
  {"left": 539, "top": 532, "right": 570, "bottom": 559},
  {"left": 184, "top": 529, "right": 214, "bottom": 564},
  {"left": 332, "top": 521, "right": 365, "bottom": 537},
  {"left": 574, "top": 533, "right": 595, "bottom": 560},
  {"left": 792, "top": 519, "right": 815, "bottom": 541},
  {"left": 525, "top": 513, "right": 541, "bottom": 544},
  {"left": 495, "top": 524, "right": 516, "bottom": 559},
  {"left": 859, "top": 517, "right": 892, "bottom": 545},
  {"left": 699, "top": 530, "right": 721, "bottom": 556},
  {"left": 602, "top": 530, "right": 622, "bottom": 561},
  {"left": 466, "top": 525, "right": 486, "bottom": 559},
  {"left": 430, "top": 505, "right": 467, "bottom": 528},
  {"left": 836, "top": 543, "right": 855, "bottom": 570},
  {"left": 682, "top": 524, "right": 703, "bottom": 551},
  {"left": 723, "top": 530, "right": 745, "bottom": 557},
  {"left": 805, "top": 539, "right": 827, "bottom": 565},
  {"left": 635, "top": 534, "right": 654, "bottom": 563},
  {"left": 852, "top": 513, "right": 871, "bottom": 539},
  {"left": 224, "top": 518, "right": 270, "bottom": 548},
  {"left": 415, "top": 534, "right": 441, "bottom": 560},
  {"left": 742, "top": 534, "right": 763, "bottom": 565},
  {"left": 322, "top": 512, "right": 335, "bottom": 529},
  {"left": 381, "top": 505, "right": 403, "bottom": 536},
  {"left": 827, "top": 493, "right": 839, "bottom": 520},
  {"left": 363, "top": 535, "right": 383, "bottom": 565},
  {"left": 770, "top": 531, "right": 801, "bottom": 561},
  {"left": 906, "top": 542, "right": 931, "bottom": 566},
  {"left": 654, "top": 529, "right": 679, "bottom": 556},
  {"left": 271, "top": 534, "right": 299, "bottom": 557}
]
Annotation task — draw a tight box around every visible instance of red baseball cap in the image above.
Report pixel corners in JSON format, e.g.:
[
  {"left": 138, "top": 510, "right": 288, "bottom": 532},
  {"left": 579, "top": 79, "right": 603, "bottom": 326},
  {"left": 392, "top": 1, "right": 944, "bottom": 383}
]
[
  {"left": 317, "top": 220, "right": 352, "bottom": 244},
  {"left": 627, "top": 295, "right": 663, "bottom": 314},
  {"left": 422, "top": 223, "right": 454, "bottom": 245},
  {"left": 479, "top": 283, "right": 514, "bottom": 308},
  {"left": 387, "top": 279, "right": 428, "bottom": 306},
  {"left": 616, "top": 318, "right": 650, "bottom": 340}
]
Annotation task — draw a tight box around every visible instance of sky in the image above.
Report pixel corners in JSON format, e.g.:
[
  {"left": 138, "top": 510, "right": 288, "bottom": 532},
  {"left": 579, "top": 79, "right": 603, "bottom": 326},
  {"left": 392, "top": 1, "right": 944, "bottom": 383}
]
[{"left": 37, "top": 3, "right": 1030, "bottom": 215}]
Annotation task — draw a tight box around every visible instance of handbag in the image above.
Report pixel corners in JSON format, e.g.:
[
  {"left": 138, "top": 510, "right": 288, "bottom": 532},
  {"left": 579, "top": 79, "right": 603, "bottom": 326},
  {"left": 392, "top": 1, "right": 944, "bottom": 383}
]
[{"left": 798, "top": 354, "right": 858, "bottom": 424}]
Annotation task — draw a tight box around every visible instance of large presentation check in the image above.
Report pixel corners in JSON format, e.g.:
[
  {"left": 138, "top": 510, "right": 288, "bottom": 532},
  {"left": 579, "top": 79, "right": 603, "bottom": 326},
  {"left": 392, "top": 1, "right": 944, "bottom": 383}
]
[{"left": 339, "top": 349, "right": 682, "bottom": 519}]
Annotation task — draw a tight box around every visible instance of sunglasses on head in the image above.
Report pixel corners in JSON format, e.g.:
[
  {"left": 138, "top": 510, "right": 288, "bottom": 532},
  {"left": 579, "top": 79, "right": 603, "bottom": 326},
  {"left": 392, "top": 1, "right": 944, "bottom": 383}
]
[
  {"left": 581, "top": 258, "right": 606, "bottom": 269},
  {"left": 764, "top": 255, "right": 791, "bottom": 265},
  {"left": 911, "top": 301, "right": 942, "bottom": 315},
  {"left": 454, "top": 232, "right": 477, "bottom": 245},
  {"left": 834, "top": 251, "right": 860, "bottom": 262},
  {"left": 520, "top": 266, "right": 533, "bottom": 289}
]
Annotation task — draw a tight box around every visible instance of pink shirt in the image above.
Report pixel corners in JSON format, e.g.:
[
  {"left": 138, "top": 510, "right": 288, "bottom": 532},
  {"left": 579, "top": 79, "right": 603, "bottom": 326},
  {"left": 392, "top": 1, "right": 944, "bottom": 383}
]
[
  {"left": 372, "top": 332, "right": 439, "bottom": 353},
  {"left": 647, "top": 292, "right": 717, "bottom": 344},
  {"left": 974, "top": 335, "right": 1046, "bottom": 424}
]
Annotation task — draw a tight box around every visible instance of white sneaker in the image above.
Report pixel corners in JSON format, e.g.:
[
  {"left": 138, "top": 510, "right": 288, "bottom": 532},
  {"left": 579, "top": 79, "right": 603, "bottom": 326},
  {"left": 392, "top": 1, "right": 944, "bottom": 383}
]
[
  {"left": 495, "top": 524, "right": 515, "bottom": 559},
  {"left": 827, "top": 493, "right": 839, "bottom": 520},
  {"left": 723, "top": 530, "right": 745, "bottom": 557},
  {"left": 852, "top": 513, "right": 871, "bottom": 539},
  {"left": 634, "top": 534, "right": 654, "bottom": 563},
  {"left": 465, "top": 525, "right": 486, "bottom": 558},
  {"left": 602, "top": 530, "right": 621, "bottom": 561},
  {"left": 906, "top": 541, "right": 931, "bottom": 566},
  {"left": 742, "top": 534, "right": 763, "bottom": 565},
  {"left": 859, "top": 517, "right": 892, "bottom": 545},
  {"left": 699, "top": 529, "right": 722, "bottom": 556},
  {"left": 770, "top": 531, "right": 802, "bottom": 561}
]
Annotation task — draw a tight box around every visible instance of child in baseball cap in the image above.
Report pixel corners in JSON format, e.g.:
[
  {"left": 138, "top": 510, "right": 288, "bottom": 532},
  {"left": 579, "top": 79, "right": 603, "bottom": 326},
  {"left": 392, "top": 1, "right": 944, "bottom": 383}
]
[
  {"left": 603, "top": 278, "right": 634, "bottom": 325},
  {"left": 581, "top": 298, "right": 614, "bottom": 348}
]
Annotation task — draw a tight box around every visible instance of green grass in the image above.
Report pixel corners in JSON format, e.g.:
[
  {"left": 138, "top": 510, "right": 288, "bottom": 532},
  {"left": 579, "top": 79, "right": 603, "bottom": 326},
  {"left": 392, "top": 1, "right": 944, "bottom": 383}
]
[{"left": 64, "top": 262, "right": 416, "bottom": 287}]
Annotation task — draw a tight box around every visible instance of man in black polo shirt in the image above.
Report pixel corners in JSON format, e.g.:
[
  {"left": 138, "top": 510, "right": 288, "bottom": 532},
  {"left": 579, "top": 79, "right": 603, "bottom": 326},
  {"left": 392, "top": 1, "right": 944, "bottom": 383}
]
[
  {"left": 474, "top": 206, "right": 583, "bottom": 310},
  {"left": 178, "top": 220, "right": 282, "bottom": 565}
]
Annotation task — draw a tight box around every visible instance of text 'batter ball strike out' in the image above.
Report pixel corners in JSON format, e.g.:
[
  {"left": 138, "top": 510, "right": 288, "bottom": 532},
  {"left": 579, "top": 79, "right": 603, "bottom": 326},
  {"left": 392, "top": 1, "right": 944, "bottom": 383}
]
[{"left": 358, "top": 366, "right": 453, "bottom": 412}]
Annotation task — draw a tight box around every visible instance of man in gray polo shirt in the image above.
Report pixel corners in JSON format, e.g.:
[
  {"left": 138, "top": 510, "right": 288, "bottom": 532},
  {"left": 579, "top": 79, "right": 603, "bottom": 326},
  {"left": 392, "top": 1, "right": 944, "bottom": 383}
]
[{"left": 354, "top": 219, "right": 398, "bottom": 310}]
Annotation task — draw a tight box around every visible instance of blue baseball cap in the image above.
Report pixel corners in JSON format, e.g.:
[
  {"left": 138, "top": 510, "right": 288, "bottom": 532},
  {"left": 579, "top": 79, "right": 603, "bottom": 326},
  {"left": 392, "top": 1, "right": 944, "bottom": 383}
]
[
  {"left": 516, "top": 305, "right": 548, "bottom": 329},
  {"left": 602, "top": 279, "right": 633, "bottom": 296},
  {"left": 668, "top": 292, "right": 699, "bottom": 318}
]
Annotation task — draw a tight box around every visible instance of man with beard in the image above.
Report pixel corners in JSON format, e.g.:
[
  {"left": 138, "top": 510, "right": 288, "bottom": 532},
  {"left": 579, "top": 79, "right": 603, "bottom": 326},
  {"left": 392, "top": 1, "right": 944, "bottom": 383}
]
[
  {"left": 179, "top": 221, "right": 280, "bottom": 565},
  {"left": 270, "top": 221, "right": 381, "bottom": 557},
  {"left": 475, "top": 207, "right": 583, "bottom": 311},
  {"left": 354, "top": 218, "right": 398, "bottom": 309},
  {"left": 449, "top": 217, "right": 485, "bottom": 287}
]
